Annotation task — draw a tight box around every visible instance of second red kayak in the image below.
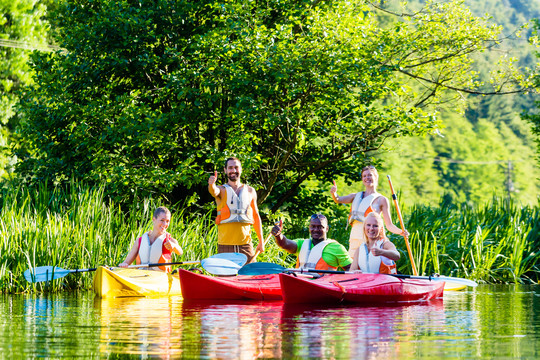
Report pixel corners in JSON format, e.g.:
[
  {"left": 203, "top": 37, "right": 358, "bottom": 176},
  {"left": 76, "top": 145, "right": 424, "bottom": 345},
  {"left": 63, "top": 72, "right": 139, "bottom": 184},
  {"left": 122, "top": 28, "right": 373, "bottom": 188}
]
[
  {"left": 279, "top": 272, "right": 445, "bottom": 304},
  {"left": 178, "top": 269, "right": 282, "bottom": 301}
]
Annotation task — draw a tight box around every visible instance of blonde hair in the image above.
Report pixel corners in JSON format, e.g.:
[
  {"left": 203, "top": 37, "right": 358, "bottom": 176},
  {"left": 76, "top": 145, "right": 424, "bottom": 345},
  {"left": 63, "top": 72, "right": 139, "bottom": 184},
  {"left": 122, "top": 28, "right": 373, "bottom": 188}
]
[
  {"left": 363, "top": 212, "right": 385, "bottom": 239},
  {"left": 361, "top": 165, "right": 378, "bottom": 178}
]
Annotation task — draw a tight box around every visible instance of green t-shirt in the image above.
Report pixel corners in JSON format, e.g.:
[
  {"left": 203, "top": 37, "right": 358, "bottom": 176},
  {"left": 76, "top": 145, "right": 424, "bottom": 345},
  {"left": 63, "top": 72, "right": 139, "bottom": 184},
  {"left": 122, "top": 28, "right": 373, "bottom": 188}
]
[{"left": 294, "top": 238, "right": 352, "bottom": 269}]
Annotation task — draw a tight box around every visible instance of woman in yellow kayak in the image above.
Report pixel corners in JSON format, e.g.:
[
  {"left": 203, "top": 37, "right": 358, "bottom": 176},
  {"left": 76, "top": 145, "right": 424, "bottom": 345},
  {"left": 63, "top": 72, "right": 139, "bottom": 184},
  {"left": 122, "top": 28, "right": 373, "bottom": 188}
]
[
  {"left": 350, "top": 212, "right": 400, "bottom": 274},
  {"left": 330, "top": 165, "right": 408, "bottom": 257},
  {"left": 119, "top": 206, "right": 183, "bottom": 272}
]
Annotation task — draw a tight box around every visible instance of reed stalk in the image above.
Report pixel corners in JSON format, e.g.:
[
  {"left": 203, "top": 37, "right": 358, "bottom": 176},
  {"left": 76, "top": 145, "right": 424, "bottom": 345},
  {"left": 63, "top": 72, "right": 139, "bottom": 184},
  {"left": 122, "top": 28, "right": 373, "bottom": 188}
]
[{"left": 0, "top": 182, "right": 538, "bottom": 293}]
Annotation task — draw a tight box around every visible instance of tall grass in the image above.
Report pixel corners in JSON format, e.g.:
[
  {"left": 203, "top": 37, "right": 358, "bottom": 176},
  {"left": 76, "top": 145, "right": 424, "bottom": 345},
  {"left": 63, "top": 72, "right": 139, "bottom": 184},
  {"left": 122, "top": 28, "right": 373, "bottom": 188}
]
[
  {"left": 386, "top": 198, "right": 540, "bottom": 283},
  {"left": 0, "top": 182, "right": 288, "bottom": 293},
  {"left": 1, "top": 182, "right": 538, "bottom": 293}
]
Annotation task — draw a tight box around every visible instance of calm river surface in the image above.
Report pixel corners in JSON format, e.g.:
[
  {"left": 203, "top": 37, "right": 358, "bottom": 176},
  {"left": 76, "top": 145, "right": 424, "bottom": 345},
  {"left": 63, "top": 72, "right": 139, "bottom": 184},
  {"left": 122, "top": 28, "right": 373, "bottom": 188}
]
[{"left": 1, "top": 285, "right": 540, "bottom": 359}]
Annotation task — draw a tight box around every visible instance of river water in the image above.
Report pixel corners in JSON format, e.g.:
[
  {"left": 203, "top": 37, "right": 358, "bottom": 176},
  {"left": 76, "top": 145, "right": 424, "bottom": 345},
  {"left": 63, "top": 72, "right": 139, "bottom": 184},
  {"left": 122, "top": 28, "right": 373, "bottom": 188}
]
[{"left": 1, "top": 285, "right": 539, "bottom": 359}]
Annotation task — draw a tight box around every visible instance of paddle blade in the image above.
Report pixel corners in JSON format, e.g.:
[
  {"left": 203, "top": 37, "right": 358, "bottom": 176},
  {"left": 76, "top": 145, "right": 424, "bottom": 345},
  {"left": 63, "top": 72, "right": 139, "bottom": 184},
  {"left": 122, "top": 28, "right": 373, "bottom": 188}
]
[
  {"left": 24, "top": 266, "right": 72, "bottom": 283},
  {"left": 394, "top": 274, "right": 478, "bottom": 287},
  {"left": 201, "top": 258, "right": 242, "bottom": 276},
  {"left": 435, "top": 276, "right": 478, "bottom": 287},
  {"left": 238, "top": 262, "right": 286, "bottom": 275},
  {"left": 209, "top": 252, "right": 247, "bottom": 267}
]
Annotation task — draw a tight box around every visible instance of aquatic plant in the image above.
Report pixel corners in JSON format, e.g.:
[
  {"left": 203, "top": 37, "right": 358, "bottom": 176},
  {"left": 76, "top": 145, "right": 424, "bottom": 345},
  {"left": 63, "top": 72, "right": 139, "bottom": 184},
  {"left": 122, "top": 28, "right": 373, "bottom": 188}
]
[
  {"left": 386, "top": 198, "right": 540, "bottom": 284},
  {"left": 0, "top": 182, "right": 288, "bottom": 293},
  {"left": 0, "top": 183, "right": 538, "bottom": 293}
]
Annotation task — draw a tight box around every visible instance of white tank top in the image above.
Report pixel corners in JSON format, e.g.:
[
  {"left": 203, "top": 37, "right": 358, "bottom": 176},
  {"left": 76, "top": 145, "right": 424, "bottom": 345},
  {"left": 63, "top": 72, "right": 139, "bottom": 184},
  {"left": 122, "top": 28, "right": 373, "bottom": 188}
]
[{"left": 357, "top": 239, "right": 395, "bottom": 274}]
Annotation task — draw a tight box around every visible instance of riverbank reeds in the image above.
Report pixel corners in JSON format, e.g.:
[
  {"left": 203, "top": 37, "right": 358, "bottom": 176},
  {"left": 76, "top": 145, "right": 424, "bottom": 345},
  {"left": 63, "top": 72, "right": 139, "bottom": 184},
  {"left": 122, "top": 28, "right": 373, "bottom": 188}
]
[
  {"left": 0, "top": 182, "right": 287, "bottom": 293},
  {"left": 387, "top": 198, "right": 540, "bottom": 283},
  {"left": 1, "top": 183, "right": 538, "bottom": 293}
]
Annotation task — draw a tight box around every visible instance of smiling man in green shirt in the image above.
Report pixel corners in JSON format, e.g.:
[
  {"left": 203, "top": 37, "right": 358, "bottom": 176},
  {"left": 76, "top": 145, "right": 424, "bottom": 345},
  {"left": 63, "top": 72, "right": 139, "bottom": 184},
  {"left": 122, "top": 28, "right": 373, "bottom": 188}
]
[{"left": 271, "top": 214, "right": 352, "bottom": 271}]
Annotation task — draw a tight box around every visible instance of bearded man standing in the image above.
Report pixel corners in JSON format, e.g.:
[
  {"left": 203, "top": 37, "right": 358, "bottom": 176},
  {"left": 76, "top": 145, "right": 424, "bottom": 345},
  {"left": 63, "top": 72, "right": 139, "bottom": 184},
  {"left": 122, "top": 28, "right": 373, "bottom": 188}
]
[{"left": 208, "top": 157, "right": 265, "bottom": 263}]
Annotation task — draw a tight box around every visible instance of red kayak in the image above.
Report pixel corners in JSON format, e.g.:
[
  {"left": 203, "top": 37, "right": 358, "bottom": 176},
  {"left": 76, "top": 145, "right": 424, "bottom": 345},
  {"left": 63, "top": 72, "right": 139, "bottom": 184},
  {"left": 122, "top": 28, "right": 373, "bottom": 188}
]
[
  {"left": 178, "top": 269, "right": 282, "bottom": 301},
  {"left": 279, "top": 273, "right": 445, "bottom": 304}
]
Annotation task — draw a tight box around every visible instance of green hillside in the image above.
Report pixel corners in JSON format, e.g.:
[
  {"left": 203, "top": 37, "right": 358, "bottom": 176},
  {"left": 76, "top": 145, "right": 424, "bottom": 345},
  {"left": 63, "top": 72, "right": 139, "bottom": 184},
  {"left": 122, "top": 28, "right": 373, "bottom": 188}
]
[{"left": 371, "top": 0, "right": 540, "bottom": 206}]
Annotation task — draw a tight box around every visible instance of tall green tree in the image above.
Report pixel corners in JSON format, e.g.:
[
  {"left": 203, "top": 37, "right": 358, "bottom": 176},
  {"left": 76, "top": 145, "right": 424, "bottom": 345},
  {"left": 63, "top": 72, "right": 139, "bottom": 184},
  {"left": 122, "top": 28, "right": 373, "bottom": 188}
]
[
  {"left": 523, "top": 19, "right": 540, "bottom": 170},
  {"left": 375, "top": 0, "right": 540, "bottom": 207},
  {"left": 15, "top": 0, "right": 532, "bottom": 208},
  {"left": 0, "top": 0, "right": 50, "bottom": 177}
]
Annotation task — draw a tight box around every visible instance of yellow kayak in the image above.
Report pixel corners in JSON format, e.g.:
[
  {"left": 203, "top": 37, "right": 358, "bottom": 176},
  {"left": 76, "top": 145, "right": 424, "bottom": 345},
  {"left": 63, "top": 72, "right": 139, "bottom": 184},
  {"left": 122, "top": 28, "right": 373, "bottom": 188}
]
[
  {"left": 444, "top": 281, "right": 467, "bottom": 291},
  {"left": 93, "top": 266, "right": 182, "bottom": 298}
]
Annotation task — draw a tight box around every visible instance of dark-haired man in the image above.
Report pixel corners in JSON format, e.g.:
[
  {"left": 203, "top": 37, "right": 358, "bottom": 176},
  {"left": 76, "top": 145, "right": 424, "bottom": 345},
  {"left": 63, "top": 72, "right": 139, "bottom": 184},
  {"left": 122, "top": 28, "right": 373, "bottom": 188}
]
[
  {"left": 271, "top": 214, "right": 352, "bottom": 271},
  {"left": 208, "top": 157, "right": 264, "bottom": 263}
]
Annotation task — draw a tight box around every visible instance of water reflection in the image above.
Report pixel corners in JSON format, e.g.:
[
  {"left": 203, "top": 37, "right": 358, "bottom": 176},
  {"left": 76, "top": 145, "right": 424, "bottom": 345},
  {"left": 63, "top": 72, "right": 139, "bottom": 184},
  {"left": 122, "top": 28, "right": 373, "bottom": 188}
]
[
  {"left": 278, "top": 300, "right": 446, "bottom": 359},
  {"left": 0, "top": 293, "right": 100, "bottom": 358},
  {"left": 96, "top": 296, "right": 182, "bottom": 359},
  {"left": 2, "top": 286, "right": 540, "bottom": 359}
]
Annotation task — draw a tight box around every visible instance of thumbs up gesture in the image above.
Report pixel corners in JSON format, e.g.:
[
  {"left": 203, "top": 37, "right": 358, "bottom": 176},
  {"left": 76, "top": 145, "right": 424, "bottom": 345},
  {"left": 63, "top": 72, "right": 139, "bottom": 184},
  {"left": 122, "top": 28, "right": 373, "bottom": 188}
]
[
  {"left": 271, "top": 219, "right": 283, "bottom": 237},
  {"left": 208, "top": 170, "right": 218, "bottom": 185},
  {"left": 330, "top": 180, "right": 338, "bottom": 195}
]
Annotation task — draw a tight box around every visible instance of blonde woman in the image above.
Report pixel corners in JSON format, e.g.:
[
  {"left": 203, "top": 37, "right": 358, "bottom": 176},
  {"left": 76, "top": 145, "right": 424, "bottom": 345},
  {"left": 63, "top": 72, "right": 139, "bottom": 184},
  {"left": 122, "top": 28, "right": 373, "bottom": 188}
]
[
  {"left": 351, "top": 212, "right": 400, "bottom": 274},
  {"left": 330, "top": 165, "right": 408, "bottom": 257},
  {"left": 119, "top": 206, "right": 183, "bottom": 272}
]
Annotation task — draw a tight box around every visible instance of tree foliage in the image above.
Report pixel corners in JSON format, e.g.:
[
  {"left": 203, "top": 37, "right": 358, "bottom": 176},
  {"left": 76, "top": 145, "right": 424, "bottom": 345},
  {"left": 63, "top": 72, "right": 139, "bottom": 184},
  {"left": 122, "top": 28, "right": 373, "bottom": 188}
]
[
  {"left": 0, "top": 0, "right": 49, "bottom": 177},
  {"left": 14, "top": 0, "right": 532, "bottom": 208},
  {"left": 523, "top": 19, "right": 540, "bottom": 171},
  {"left": 375, "top": 0, "right": 540, "bottom": 207}
]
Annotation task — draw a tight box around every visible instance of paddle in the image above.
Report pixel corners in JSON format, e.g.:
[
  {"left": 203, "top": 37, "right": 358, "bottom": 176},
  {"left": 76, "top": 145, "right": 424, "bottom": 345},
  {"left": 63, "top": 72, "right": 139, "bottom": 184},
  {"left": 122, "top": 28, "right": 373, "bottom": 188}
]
[
  {"left": 200, "top": 252, "right": 249, "bottom": 276},
  {"left": 387, "top": 175, "right": 418, "bottom": 276},
  {"left": 202, "top": 229, "right": 273, "bottom": 275},
  {"left": 238, "top": 262, "right": 478, "bottom": 287},
  {"left": 253, "top": 233, "right": 273, "bottom": 260},
  {"left": 24, "top": 252, "right": 248, "bottom": 283}
]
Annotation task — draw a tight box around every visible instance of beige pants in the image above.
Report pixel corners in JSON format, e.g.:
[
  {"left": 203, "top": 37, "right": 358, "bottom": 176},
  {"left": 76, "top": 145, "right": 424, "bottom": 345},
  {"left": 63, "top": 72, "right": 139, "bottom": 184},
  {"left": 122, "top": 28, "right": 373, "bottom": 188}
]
[{"left": 348, "top": 221, "right": 366, "bottom": 258}]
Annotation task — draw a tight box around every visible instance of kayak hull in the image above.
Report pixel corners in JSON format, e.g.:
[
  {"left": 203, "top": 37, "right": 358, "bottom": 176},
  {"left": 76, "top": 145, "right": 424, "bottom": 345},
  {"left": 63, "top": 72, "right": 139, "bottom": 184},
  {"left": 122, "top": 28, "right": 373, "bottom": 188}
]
[
  {"left": 279, "top": 273, "right": 445, "bottom": 304},
  {"left": 178, "top": 269, "right": 282, "bottom": 301},
  {"left": 93, "top": 266, "right": 182, "bottom": 298},
  {"left": 444, "top": 281, "right": 467, "bottom": 291}
]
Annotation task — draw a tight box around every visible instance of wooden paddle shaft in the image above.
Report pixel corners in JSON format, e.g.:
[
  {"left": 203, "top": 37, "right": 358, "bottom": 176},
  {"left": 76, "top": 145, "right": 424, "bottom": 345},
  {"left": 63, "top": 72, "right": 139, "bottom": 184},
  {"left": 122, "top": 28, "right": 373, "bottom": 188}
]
[
  {"left": 128, "top": 261, "right": 200, "bottom": 268},
  {"left": 253, "top": 233, "right": 273, "bottom": 260},
  {"left": 387, "top": 175, "right": 418, "bottom": 276}
]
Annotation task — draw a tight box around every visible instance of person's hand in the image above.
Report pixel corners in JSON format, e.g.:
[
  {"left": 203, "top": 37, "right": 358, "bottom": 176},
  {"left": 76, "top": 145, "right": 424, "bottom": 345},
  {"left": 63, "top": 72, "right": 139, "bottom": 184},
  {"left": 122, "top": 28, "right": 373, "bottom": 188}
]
[
  {"left": 256, "top": 240, "right": 264, "bottom": 254},
  {"left": 330, "top": 180, "right": 338, "bottom": 195},
  {"left": 371, "top": 247, "right": 384, "bottom": 256},
  {"left": 353, "top": 269, "right": 363, "bottom": 274},
  {"left": 271, "top": 219, "right": 283, "bottom": 238},
  {"left": 401, "top": 229, "right": 410, "bottom": 237},
  {"left": 118, "top": 262, "right": 128, "bottom": 268},
  {"left": 163, "top": 238, "right": 172, "bottom": 251},
  {"left": 208, "top": 171, "right": 218, "bottom": 185}
]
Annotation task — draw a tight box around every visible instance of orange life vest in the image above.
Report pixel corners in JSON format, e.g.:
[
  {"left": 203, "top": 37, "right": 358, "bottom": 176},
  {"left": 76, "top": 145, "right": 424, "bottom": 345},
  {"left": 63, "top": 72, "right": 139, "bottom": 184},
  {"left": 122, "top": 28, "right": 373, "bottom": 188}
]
[
  {"left": 357, "top": 239, "right": 397, "bottom": 274},
  {"left": 136, "top": 232, "right": 173, "bottom": 272},
  {"left": 216, "top": 184, "right": 254, "bottom": 225},
  {"left": 295, "top": 239, "right": 338, "bottom": 271},
  {"left": 348, "top": 191, "right": 381, "bottom": 225}
]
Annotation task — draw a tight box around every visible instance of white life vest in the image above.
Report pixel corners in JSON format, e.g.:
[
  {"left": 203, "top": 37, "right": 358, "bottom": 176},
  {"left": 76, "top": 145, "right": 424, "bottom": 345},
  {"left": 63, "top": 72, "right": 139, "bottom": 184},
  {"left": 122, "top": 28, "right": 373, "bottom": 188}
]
[
  {"left": 216, "top": 184, "right": 254, "bottom": 224},
  {"left": 297, "top": 239, "right": 334, "bottom": 269},
  {"left": 349, "top": 191, "right": 381, "bottom": 224},
  {"left": 138, "top": 232, "right": 167, "bottom": 265},
  {"left": 357, "top": 239, "right": 397, "bottom": 274}
]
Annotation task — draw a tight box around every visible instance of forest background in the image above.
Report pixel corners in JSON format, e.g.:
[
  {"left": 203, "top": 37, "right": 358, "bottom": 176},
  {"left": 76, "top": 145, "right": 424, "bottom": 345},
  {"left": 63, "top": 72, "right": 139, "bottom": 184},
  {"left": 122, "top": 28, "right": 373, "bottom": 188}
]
[{"left": 1, "top": 0, "right": 539, "bottom": 290}]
